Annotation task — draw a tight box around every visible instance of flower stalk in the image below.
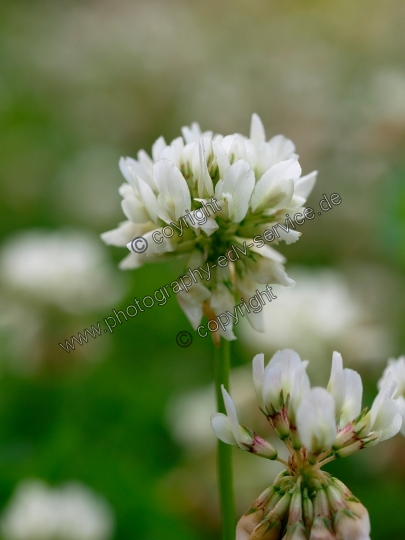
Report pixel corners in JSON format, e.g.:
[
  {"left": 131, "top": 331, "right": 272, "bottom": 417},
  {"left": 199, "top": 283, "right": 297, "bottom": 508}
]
[{"left": 214, "top": 338, "right": 236, "bottom": 540}]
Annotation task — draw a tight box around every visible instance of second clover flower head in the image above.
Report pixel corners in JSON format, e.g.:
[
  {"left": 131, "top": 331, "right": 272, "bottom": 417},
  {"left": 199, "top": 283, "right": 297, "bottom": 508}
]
[
  {"left": 211, "top": 350, "right": 402, "bottom": 540},
  {"left": 101, "top": 115, "right": 317, "bottom": 340}
]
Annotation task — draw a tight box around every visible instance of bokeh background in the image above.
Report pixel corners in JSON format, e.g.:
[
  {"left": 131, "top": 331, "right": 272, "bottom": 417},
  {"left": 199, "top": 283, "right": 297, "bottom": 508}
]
[{"left": 1, "top": 0, "right": 405, "bottom": 538}]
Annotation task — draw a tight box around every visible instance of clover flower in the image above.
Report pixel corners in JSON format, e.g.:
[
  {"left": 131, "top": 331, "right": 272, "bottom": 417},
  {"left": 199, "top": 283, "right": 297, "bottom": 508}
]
[
  {"left": 101, "top": 115, "right": 317, "bottom": 339},
  {"left": 0, "top": 229, "right": 122, "bottom": 314},
  {"left": 211, "top": 349, "right": 402, "bottom": 539},
  {"left": 378, "top": 356, "right": 405, "bottom": 436},
  {"left": 0, "top": 480, "right": 114, "bottom": 540}
]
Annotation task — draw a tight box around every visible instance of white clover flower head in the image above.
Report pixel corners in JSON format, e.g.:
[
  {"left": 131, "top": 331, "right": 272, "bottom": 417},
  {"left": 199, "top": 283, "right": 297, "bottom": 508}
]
[
  {"left": 210, "top": 349, "right": 401, "bottom": 539},
  {"left": 0, "top": 479, "right": 114, "bottom": 540},
  {"left": 0, "top": 230, "right": 122, "bottom": 314},
  {"left": 101, "top": 115, "right": 317, "bottom": 339},
  {"left": 378, "top": 355, "right": 405, "bottom": 436}
]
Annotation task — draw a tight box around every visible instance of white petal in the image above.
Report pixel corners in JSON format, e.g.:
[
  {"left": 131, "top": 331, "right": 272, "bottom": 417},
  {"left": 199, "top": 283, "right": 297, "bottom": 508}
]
[
  {"left": 176, "top": 282, "right": 211, "bottom": 329},
  {"left": 219, "top": 327, "right": 237, "bottom": 342},
  {"left": 267, "top": 135, "right": 297, "bottom": 163},
  {"left": 121, "top": 193, "right": 151, "bottom": 223},
  {"left": 327, "top": 351, "right": 345, "bottom": 418},
  {"left": 152, "top": 136, "right": 167, "bottom": 162},
  {"left": 222, "top": 160, "right": 255, "bottom": 223},
  {"left": 120, "top": 156, "right": 152, "bottom": 188},
  {"left": 211, "top": 413, "right": 238, "bottom": 445},
  {"left": 119, "top": 157, "right": 135, "bottom": 185},
  {"left": 209, "top": 283, "right": 237, "bottom": 340},
  {"left": 397, "top": 396, "right": 405, "bottom": 436},
  {"left": 296, "top": 387, "right": 337, "bottom": 454},
  {"left": 339, "top": 368, "right": 363, "bottom": 427},
  {"left": 289, "top": 360, "right": 311, "bottom": 421},
  {"left": 235, "top": 273, "right": 266, "bottom": 332},
  {"left": 136, "top": 176, "right": 158, "bottom": 223},
  {"left": 244, "top": 309, "right": 264, "bottom": 333},
  {"left": 222, "top": 192, "right": 233, "bottom": 221},
  {"left": 252, "top": 354, "right": 265, "bottom": 409},
  {"left": 266, "top": 226, "right": 301, "bottom": 245},
  {"left": 137, "top": 150, "right": 154, "bottom": 185},
  {"left": 294, "top": 170, "right": 317, "bottom": 200},
  {"left": 262, "top": 349, "right": 303, "bottom": 409},
  {"left": 181, "top": 122, "right": 202, "bottom": 144},
  {"left": 250, "top": 113, "right": 266, "bottom": 147},
  {"left": 189, "top": 214, "right": 219, "bottom": 237},
  {"left": 378, "top": 356, "right": 405, "bottom": 396},
  {"left": 118, "top": 252, "right": 144, "bottom": 270},
  {"left": 168, "top": 136, "right": 185, "bottom": 169},
  {"left": 213, "top": 141, "right": 230, "bottom": 179},
  {"left": 126, "top": 229, "right": 176, "bottom": 256},
  {"left": 222, "top": 134, "right": 247, "bottom": 162},
  {"left": 369, "top": 373, "right": 397, "bottom": 428},
  {"left": 249, "top": 243, "right": 286, "bottom": 263},
  {"left": 118, "top": 182, "right": 133, "bottom": 198},
  {"left": 221, "top": 386, "right": 242, "bottom": 447},
  {"left": 377, "top": 412, "right": 402, "bottom": 442},
  {"left": 251, "top": 159, "right": 301, "bottom": 213},
  {"left": 100, "top": 221, "right": 140, "bottom": 247},
  {"left": 214, "top": 178, "right": 224, "bottom": 202},
  {"left": 372, "top": 399, "right": 400, "bottom": 433},
  {"left": 153, "top": 159, "right": 192, "bottom": 222},
  {"left": 245, "top": 254, "right": 295, "bottom": 287},
  {"left": 267, "top": 348, "right": 302, "bottom": 369},
  {"left": 197, "top": 138, "right": 214, "bottom": 198}
]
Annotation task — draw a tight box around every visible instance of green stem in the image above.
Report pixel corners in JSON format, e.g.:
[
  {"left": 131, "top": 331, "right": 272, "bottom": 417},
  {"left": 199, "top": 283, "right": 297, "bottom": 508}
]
[{"left": 214, "top": 338, "right": 235, "bottom": 540}]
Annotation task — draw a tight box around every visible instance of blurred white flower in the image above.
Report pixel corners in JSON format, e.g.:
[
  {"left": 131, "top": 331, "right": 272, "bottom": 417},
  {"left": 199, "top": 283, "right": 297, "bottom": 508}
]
[
  {"left": 0, "top": 480, "right": 114, "bottom": 540},
  {"left": 239, "top": 267, "right": 394, "bottom": 375},
  {"left": 0, "top": 229, "right": 125, "bottom": 372},
  {"left": 0, "top": 229, "right": 122, "bottom": 314},
  {"left": 102, "top": 114, "right": 316, "bottom": 340},
  {"left": 378, "top": 356, "right": 405, "bottom": 436}
]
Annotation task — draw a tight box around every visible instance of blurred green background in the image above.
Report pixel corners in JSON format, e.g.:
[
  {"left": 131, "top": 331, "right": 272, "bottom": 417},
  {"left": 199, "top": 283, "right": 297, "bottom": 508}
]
[{"left": 0, "top": 0, "right": 405, "bottom": 538}]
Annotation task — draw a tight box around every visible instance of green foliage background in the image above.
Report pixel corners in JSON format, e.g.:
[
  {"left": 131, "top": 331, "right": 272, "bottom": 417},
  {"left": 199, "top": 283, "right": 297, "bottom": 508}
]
[{"left": 0, "top": 0, "right": 404, "bottom": 538}]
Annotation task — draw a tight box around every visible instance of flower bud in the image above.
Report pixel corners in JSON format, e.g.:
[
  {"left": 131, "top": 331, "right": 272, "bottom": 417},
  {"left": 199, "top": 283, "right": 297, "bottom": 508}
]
[
  {"left": 250, "top": 486, "right": 276, "bottom": 511},
  {"left": 302, "top": 489, "right": 313, "bottom": 531},
  {"left": 331, "top": 478, "right": 356, "bottom": 501},
  {"left": 333, "top": 424, "right": 358, "bottom": 449},
  {"left": 334, "top": 501, "right": 371, "bottom": 540},
  {"left": 249, "top": 521, "right": 282, "bottom": 540},
  {"left": 288, "top": 483, "right": 303, "bottom": 525},
  {"left": 250, "top": 492, "right": 292, "bottom": 539},
  {"left": 239, "top": 485, "right": 284, "bottom": 540},
  {"left": 282, "top": 522, "right": 308, "bottom": 540},
  {"left": 313, "top": 488, "right": 330, "bottom": 519},
  {"left": 309, "top": 517, "right": 336, "bottom": 540},
  {"left": 236, "top": 511, "right": 264, "bottom": 540},
  {"left": 326, "top": 485, "right": 346, "bottom": 513},
  {"left": 309, "top": 489, "right": 335, "bottom": 540},
  {"left": 333, "top": 440, "right": 363, "bottom": 459},
  {"left": 248, "top": 432, "right": 278, "bottom": 460},
  {"left": 270, "top": 408, "right": 291, "bottom": 440}
]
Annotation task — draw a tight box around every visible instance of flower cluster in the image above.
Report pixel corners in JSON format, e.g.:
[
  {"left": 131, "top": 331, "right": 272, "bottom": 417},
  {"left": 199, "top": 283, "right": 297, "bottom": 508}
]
[
  {"left": 0, "top": 480, "right": 114, "bottom": 540},
  {"left": 378, "top": 356, "right": 405, "bottom": 436},
  {"left": 101, "top": 116, "right": 317, "bottom": 340},
  {"left": 211, "top": 349, "right": 402, "bottom": 539}
]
